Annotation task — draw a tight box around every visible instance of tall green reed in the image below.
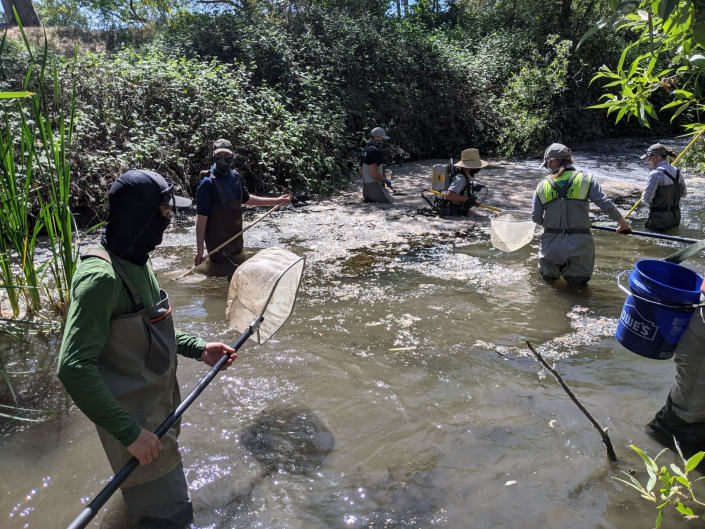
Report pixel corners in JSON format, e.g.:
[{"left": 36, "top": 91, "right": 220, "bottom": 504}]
[{"left": 0, "top": 9, "right": 78, "bottom": 317}]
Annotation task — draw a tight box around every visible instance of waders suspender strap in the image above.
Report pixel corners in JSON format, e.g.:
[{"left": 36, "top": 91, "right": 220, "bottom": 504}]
[
  {"left": 212, "top": 177, "right": 228, "bottom": 203},
  {"left": 82, "top": 249, "right": 144, "bottom": 311},
  {"left": 212, "top": 172, "right": 245, "bottom": 204},
  {"left": 651, "top": 167, "right": 681, "bottom": 212},
  {"left": 547, "top": 171, "right": 580, "bottom": 200}
]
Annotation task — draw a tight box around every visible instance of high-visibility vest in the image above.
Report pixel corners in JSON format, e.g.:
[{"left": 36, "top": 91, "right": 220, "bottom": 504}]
[
  {"left": 536, "top": 170, "right": 593, "bottom": 231},
  {"left": 536, "top": 170, "right": 592, "bottom": 205}
]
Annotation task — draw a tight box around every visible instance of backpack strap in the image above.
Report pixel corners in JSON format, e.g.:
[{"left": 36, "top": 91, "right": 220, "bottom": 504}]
[{"left": 81, "top": 248, "right": 144, "bottom": 311}]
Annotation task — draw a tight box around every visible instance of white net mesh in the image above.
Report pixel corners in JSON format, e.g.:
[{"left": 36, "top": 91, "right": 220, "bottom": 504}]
[
  {"left": 225, "top": 247, "right": 305, "bottom": 344},
  {"left": 490, "top": 211, "right": 536, "bottom": 253}
]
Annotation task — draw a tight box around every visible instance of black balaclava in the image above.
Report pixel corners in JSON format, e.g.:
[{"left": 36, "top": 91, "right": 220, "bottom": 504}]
[
  {"left": 213, "top": 155, "right": 233, "bottom": 177},
  {"left": 101, "top": 169, "right": 173, "bottom": 266}
]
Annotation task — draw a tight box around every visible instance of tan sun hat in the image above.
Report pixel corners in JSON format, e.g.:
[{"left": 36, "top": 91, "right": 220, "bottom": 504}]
[{"left": 454, "top": 148, "right": 489, "bottom": 169}]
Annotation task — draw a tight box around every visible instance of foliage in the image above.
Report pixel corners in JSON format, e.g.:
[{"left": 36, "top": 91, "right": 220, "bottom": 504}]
[
  {"left": 161, "top": 8, "right": 588, "bottom": 160},
  {"left": 495, "top": 35, "right": 572, "bottom": 155},
  {"left": 615, "top": 444, "right": 705, "bottom": 526},
  {"left": 2, "top": 0, "right": 677, "bottom": 216},
  {"left": 583, "top": 0, "right": 705, "bottom": 131}
]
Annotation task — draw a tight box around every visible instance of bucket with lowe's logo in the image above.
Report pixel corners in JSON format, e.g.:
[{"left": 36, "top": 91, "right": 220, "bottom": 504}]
[{"left": 616, "top": 260, "right": 703, "bottom": 360}]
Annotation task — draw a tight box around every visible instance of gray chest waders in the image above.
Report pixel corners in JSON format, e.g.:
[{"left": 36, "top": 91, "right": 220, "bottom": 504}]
[
  {"left": 538, "top": 173, "right": 595, "bottom": 283},
  {"left": 647, "top": 168, "right": 682, "bottom": 230},
  {"left": 83, "top": 248, "right": 182, "bottom": 488},
  {"left": 362, "top": 163, "right": 392, "bottom": 204}
]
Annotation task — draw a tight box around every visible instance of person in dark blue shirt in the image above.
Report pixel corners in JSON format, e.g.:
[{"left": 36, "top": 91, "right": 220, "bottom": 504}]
[{"left": 194, "top": 139, "right": 291, "bottom": 275}]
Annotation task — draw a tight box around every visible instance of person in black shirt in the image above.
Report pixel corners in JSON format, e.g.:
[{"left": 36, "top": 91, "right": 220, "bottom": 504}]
[
  {"left": 194, "top": 139, "right": 291, "bottom": 276},
  {"left": 360, "top": 127, "right": 393, "bottom": 204}
]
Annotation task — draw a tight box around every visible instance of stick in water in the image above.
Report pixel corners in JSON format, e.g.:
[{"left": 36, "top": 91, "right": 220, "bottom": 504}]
[{"left": 526, "top": 341, "right": 617, "bottom": 462}]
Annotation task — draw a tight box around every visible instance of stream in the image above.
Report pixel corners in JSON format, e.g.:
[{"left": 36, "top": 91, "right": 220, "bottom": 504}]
[{"left": 1, "top": 138, "right": 705, "bottom": 528}]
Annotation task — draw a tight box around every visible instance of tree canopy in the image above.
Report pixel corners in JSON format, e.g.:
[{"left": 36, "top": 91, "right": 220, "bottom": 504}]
[{"left": 583, "top": 0, "right": 705, "bottom": 133}]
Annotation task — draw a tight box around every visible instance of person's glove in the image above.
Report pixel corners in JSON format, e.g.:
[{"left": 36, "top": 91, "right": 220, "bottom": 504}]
[{"left": 462, "top": 195, "right": 477, "bottom": 210}]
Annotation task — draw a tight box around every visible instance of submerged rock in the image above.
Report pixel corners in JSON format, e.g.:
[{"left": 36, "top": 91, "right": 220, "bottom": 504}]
[{"left": 240, "top": 406, "right": 335, "bottom": 476}]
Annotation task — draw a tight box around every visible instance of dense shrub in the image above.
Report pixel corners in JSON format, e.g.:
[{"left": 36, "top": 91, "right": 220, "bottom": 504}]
[{"left": 2, "top": 2, "right": 687, "bottom": 221}]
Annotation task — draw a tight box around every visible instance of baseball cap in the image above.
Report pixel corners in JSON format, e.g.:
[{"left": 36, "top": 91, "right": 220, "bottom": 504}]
[
  {"left": 540, "top": 143, "right": 571, "bottom": 168},
  {"left": 213, "top": 138, "right": 234, "bottom": 156},
  {"left": 640, "top": 143, "right": 671, "bottom": 159},
  {"left": 370, "top": 127, "right": 390, "bottom": 140},
  {"left": 120, "top": 169, "right": 192, "bottom": 208}
]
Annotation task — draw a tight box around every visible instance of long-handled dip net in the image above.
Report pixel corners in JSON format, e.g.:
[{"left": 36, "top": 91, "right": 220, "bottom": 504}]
[
  {"left": 226, "top": 247, "right": 306, "bottom": 344},
  {"left": 490, "top": 210, "right": 537, "bottom": 253},
  {"left": 66, "top": 246, "right": 306, "bottom": 529}
]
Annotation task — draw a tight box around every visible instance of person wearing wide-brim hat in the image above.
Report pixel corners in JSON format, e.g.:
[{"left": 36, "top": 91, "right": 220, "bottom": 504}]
[
  {"left": 640, "top": 143, "right": 687, "bottom": 230},
  {"left": 532, "top": 142, "right": 631, "bottom": 285},
  {"left": 360, "top": 126, "right": 393, "bottom": 204},
  {"left": 444, "top": 149, "right": 489, "bottom": 215}
]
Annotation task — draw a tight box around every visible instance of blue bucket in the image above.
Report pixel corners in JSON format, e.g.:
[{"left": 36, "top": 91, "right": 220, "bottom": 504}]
[{"left": 616, "top": 260, "right": 703, "bottom": 360}]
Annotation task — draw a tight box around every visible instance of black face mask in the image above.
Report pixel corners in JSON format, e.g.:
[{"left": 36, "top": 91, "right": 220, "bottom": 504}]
[
  {"left": 214, "top": 156, "right": 233, "bottom": 176},
  {"left": 101, "top": 170, "right": 173, "bottom": 266}
]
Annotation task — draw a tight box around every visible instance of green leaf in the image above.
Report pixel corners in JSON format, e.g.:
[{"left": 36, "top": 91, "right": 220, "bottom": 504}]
[
  {"left": 632, "top": 445, "right": 658, "bottom": 473},
  {"left": 659, "top": 0, "right": 677, "bottom": 21},
  {"left": 616, "top": 105, "right": 629, "bottom": 122},
  {"left": 675, "top": 503, "right": 694, "bottom": 516},
  {"left": 671, "top": 102, "right": 690, "bottom": 121},
  {"left": 655, "top": 510, "right": 663, "bottom": 528},
  {"left": 675, "top": 476, "right": 690, "bottom": 486},
  {"left": 647, "top": 471, "right": 658, "bottom": 493},
  {"left": 0, "top": 411, "right": 40, "bottom": 422},
  {"left": 693, "top": 23, "right": 705, "bottom": 47},
  {"left": 685, "top": 451, "right": 704, "bottom": 472},
  {"left": 629, "top": 56, "right": 642, "bottom": 77},
  {"left": 613, "top": 476, "right": 650, "bottom": 496},
  {"left": 578, "top": 17, "right": 609, "bottom": 48},
  {"left": 0, "top": 92, "right": 34, "bottom": 99}
]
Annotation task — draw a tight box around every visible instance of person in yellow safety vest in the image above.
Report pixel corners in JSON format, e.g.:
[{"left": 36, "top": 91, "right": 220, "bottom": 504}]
[
  {"left": 640, "top": 143, "right": 687, "bottom": 230},
  {"left": 532, "top": 143, "right": 631, "bottom": 284}
]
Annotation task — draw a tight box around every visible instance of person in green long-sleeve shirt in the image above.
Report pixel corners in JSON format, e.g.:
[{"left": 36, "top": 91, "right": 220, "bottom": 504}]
[{"left": 58, "top": 169, "right": 236, "bottom": 529}]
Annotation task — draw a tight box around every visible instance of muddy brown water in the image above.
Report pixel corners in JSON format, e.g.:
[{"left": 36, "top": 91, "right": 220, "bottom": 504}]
[{"left": 2, "top": 138, "right": 705, "bottom": 528}]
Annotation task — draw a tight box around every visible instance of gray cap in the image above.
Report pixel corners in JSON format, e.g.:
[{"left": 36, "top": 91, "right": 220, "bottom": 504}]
[
  {"left": 540, "top": 143, "right": 571, "bottom": 168},
  {"left": 213, "top": 138, "right": 234, "bottom": 156},
  {"left": 370, "top": 127, "right": 390, "bottom": 140},
  {"left": 640, "top": 143, "right": 672, "bottom": 159}
]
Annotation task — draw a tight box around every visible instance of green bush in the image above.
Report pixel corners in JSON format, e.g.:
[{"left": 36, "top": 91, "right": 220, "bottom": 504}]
[{"left": 2, "top": 2, "right": 686, "bottom": 220}]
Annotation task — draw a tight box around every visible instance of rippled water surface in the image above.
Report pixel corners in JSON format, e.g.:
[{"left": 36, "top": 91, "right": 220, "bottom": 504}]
[{"left": 2, "top": 139, "right": 705, "bottom": 528}]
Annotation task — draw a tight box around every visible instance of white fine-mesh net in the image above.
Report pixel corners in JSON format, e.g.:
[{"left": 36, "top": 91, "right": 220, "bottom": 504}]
[
  {"left": 225, "top": 247, "right": 305, "bottom": 344},
  {"left": 490, "top": 211, "right": 536, "bottom": 253}
]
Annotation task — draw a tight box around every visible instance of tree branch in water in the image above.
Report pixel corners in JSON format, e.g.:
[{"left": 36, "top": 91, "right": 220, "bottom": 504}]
[{"left": 526, "top": 340, "right": 617, "bottom": 462}]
